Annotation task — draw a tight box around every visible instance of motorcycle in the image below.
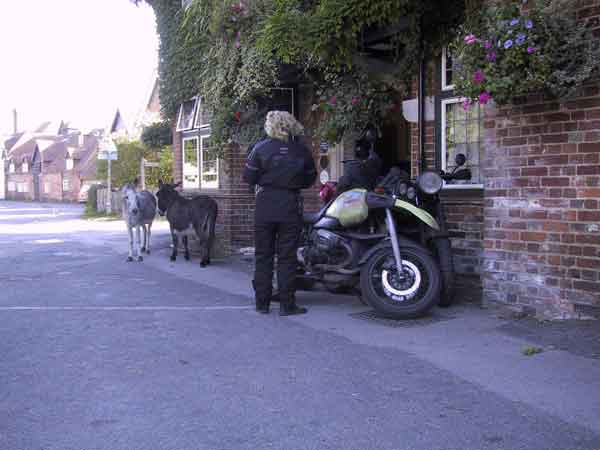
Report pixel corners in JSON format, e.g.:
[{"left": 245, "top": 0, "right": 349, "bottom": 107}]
[{"left": 295, "top": 154, "right": 471, "bottom": 319}]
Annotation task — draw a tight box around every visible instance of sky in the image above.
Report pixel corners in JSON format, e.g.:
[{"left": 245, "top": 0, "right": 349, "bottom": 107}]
[{"left": 0, "top": 0, "right": 158, "bottom": 136}]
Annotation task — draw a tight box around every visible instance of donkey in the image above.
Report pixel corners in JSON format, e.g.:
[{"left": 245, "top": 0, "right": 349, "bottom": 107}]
[
  {"left": 121, "top": 180, "right": 157, "bottom": 262},
  {"left": 156, "top": 180, "right": 218, "bottom": 267}
]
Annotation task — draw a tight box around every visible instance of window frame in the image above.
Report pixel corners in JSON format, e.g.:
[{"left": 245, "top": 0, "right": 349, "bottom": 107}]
[
  {"left": 9, "top": 163, "right": 15, "bottom": 173},
  {"left": 66, "top": 158, "right": 74, "bottom": 171},
  {"left": 176, "top": 97, "right": 198, "bottom": 132},
  {"left": 21, "top": 162, "right": 28, "bottom": 173},
  {"left": 62, "top": 178, "right": 71, "bottom": 192},
  {"left": 182, "top": 136, "right": 200, "bottom": 189},
  {"left": 441, "top": 47, "right": 454, "bottom": 92},
  {"left": 270, "top": 87, "right": 295, "bottom": 116},
  {"left": 194, "top": 98, "right": 211, "bottom": 129},
  {"left": 44, "top": 182, "right": 51, "bottom": 194},
  {"left": 200, "top": 135, "right": 219, "bottom": 189},
  {"left": 7, "top": 181, "right": 16, "bottom": 191}
]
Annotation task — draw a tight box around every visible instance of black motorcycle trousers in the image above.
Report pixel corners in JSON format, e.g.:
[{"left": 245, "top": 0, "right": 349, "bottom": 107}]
[{"left": 253, "top": 220, "right": 301, "bottom": 309}]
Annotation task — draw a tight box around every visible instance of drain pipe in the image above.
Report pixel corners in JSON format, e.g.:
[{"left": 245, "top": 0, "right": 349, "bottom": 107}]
[{"left": 418, "top": 25, "right": 427, "bottom": 173}]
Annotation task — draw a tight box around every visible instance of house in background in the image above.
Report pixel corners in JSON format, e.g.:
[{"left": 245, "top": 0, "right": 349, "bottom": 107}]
[
  {"left": 131, "top": 72, "right": 162, "bottom": 140},
  {"left": 3, "top": 123, "right": 100, "bottom": 202}
]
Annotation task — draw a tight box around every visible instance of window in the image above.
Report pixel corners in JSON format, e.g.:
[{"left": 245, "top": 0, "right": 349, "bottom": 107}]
[
  {"left": 442, "top": 47, "right": 454, "bottom": 91},
  {"left": 182, "top": 137, "right": 200, "bottom": 189},
  {"left": 270, "top": 87, "right": 295, "bottom": 115},
  {"left": 176, "top": 98, "right": 198, "bottom": 131},
  {"left": 194, "top": 98, "right": 211, "bottom": 129},
  {"left": 441, "top": 98, "right": 484, "bottom": 187},
  {"left": 22, "top": 162, "right": 28, "bottom": 173},
  {"left": 17, "top": 182, "right": 28, "bottom": 193},
  {"left": 182, "top": 0, "right": 193, "bottom": 9},
  {"left": 63, "top": 178, "right": 71, "bottom": 191},
  {"left": 44, "top": 182, "right": 51, "bottom": 194},
  {"left": 66, "top": 158, "right": 74, "bottom": 170},
  {"left": 200, "top": 135, "right": 218, "bottom": 189},
  {"left": 7, "top": 181, "right": 15, "bottom": 191},
  {"left": 9, "top": 163, "right": 15, "bottom": 173}
]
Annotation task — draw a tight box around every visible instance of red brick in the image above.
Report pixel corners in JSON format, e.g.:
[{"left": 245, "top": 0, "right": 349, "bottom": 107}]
[
  {"left": 578, "top": 210, "right": 600, "bottom": 221},
  {"left": 577, "top": 258, "right": 599, "bottom": 269},
  {"left": 578, "top": 143, "right": 600, "bottom": 153},
  {"left": 543, "top": 222, "right": 570, "bottom": 232},
  {"left": 578, "top": 188, "right": 600, "bottom": 197},
  {"left": 541, "top": 177, "right": 571, "bottom": 187},
  {"left": 522, "top": 167, "right": 548, "bottom": 176},
  {"left": 521, "top": 231, "right": 547, "bottom": 242},
  {"left": 541, "top": 134, "right": 568, "bottom": 144}
]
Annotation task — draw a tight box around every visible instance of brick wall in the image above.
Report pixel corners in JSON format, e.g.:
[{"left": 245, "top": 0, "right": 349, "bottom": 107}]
[
  {"left": 40, "top": 173, "right": 63, "bottom": 202},
  {"left": 478, "top": 1, "right": 600, "bottom": 318}
]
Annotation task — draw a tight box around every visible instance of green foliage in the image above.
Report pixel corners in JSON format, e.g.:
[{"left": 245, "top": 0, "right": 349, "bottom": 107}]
[
  {"left": 149, "top": 0, "right": 465, "bottom": 145},
  {"left": 145, "top": 148, "right": 174, "bottom": 188},
  {"left": 97, "top": 141, "right": 147, "bottom": 188},
  {"left": 522, "top": 346, "right": 544, "bottom": 356},
  {"left": 141, "top": 121, "right": 173, "bottom": 149},
  {"left": 86, "top": 184, "right": 100, "bottom": 213},
  {"left": 451, "top": 0, "right": 600, "bottom": 107}
]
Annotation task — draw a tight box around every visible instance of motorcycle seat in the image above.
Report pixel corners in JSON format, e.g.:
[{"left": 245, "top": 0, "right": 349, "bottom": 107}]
[{"left": 303, "top": 211, "right": 321, "bottom": 224}]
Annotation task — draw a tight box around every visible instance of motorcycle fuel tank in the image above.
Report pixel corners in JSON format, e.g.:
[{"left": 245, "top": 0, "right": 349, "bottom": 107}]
[{"left": 325, "top": 189, "right": 369, "bottom": 227}]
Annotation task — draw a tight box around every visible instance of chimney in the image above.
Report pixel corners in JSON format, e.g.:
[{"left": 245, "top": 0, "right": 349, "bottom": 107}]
[{"left": 12, "top": 109, "right": 17, "bottom": 134}]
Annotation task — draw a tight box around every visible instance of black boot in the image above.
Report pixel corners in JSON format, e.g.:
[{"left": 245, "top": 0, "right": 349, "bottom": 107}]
[
  {"left": 279, "top": 300, "right": 307, "bottom": 316},
  {"left": 256, "top": 300, "right": 270, "bottom": 314}
]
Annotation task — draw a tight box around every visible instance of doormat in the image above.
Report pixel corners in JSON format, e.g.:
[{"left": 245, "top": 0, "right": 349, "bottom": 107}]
[{"left": 349, "top": 309, "right": 455, "bottom": 328}]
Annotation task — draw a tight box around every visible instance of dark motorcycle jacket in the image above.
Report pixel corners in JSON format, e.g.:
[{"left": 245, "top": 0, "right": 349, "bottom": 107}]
[{"left": 243, "top": 137, "right": 317, "bottom": 223}]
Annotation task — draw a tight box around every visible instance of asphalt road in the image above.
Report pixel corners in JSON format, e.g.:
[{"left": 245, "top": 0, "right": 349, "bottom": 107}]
[{"left": 1, "top": 201, "right": 599, "bottom": 450}]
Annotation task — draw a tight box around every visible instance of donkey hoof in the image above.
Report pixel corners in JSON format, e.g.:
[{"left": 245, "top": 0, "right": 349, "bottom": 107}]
[
  {"left": 137, "top": 256, "right": 144, "bottom": 262},
  {"left": 170, "top": 256, "right": 176, "bottom": 262},
  {"left": 126, "top": 256, "right": 134, "bottom": 262},
  {"left": 200, "top": 261, "right": 207, "bottom": 268},
  {"left": 141, "top": 247, "right": 146, "bottom": 253},
  {"left": 145, "top": 249, "right": 151, "bottom": 255},
  {"left": 185, "top": 254, "right": 190, "bottom": 261}
]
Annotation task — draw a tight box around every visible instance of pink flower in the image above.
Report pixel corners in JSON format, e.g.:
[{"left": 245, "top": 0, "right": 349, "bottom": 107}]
[
  {"left": 464, "top": 34, "right": 477, "bottom": 45},
  {"left": 484, "top": 40, "right": 492, "bottom": 50},
  {"left": 485, "top": 52, "right": 497, "bottom": 62},
  {"left": 329, "top": 96, "right": 337, "bottom": 105},
  {"left": 463, "top": 99, "right": 472, "bottom": 111},
  {"left": 351, "top": 96, "right": 360, "bottom": 106},
  {"left": 234, "top": 111, "right": 241, "bottom": 122},
  {"left": 473, "top": 70, "right": 485, "bottom": 84},
  {"left": 479, "top": 91, "right": 492, "bottom": 104},
  {"left": 527, "top": 46, "right": 536, "bottom": 54}
]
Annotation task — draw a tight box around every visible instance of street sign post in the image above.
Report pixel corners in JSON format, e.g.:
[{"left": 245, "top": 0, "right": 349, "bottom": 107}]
[{"left": 98, "top": 135, "right": 118, "bottom": 213}]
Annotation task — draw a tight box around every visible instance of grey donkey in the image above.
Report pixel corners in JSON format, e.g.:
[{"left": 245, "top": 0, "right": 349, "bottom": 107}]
[{"left": 121, "top": 180, "right": 157, "bottom": 262}]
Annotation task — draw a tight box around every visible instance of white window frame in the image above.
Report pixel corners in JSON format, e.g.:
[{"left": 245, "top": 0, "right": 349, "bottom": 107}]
[
  {"left": 44, "top": 182, "right": 51, "bottom": 194},
  {"left": 441, "top": 47, "right": 454, "bottom": 92},
  {"left": 194, "top": 98, "right": 210, "bottom": 129},
  {"left": 21, "top": 162, "right": 28, "bottom": 173},
  {"left": 182, "top": 136, "right": 200, "bottom": 189},
  {"left": 441, "top": 97, "right": 484, "bottom": 190},
  {"left": 176, "top": 97, "right": 198, "bottom": 132},
  {"left": 9, "top": 163, "right": 15, "bottom": 173},
  {"left": 66, "top": 158, "right": 74, "bottom": 171},
  {"left": 62, "top": 178, "right": 71, "bottom": 192},
  {"left": 200, "top": 135, "right": 219, "bottom": 189},
  {"left": 7, "top": 181, "right": 16, "bottom": 191}
]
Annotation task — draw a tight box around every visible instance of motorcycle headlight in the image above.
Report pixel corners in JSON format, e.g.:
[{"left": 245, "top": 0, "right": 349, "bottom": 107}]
[
  {"left": 407, "top": 186, "right": 416, "bottom": 200},
  {"left": 417, "top": 170, "right": 443, "bottom": 195}
]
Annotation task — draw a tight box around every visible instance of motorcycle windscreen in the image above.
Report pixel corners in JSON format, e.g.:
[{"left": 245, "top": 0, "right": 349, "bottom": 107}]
[
  {"left": 326, "top": 189, "right": 369, "bottom": 227},
  {"left": 394, "top": 199, "right": 440, "bottom": 231}
]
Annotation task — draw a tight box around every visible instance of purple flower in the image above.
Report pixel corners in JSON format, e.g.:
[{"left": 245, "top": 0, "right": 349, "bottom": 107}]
[
  {"left": 527, "top": 46, "right": 536, "bottom": 54},
  {"left": 485, "top": 51, "right": 497, "bottom": 62},
  {"left": 504, "top": 39, "right": 513, "bottom": 49},
  {"left": 462, "top": 99, "right": 472, "bottom": 111},
  {"left": 484, "top": 40, "right": 492, "bottom": 50},
  {"left": 510, "top": 18, "right": 520, "bottom": 26},
  {"left": 516, "top": 33, "right": 527, "bottom": 45},
  {"left": 525, "top": 20, "right": 533, "bottom": 29},
  {"left": 235, "top": 39, "right": 241, "bottom": 49},
  {"left": 479, "top": 91, "right": 492, "bottom": 104},
  {"left": 329, "top": 96, "right": 337, "bottom": 105},
  {"left": 464, "top": 34, "right": 477, "bottom": 45},
  {"left": 351, "top": 97, "right": 360, "bottom": 106},
  {"left": 473, "top": 70, "right": 485, "bottom": 84}
]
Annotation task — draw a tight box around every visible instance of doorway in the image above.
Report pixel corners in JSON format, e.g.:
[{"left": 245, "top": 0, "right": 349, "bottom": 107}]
[{"left": 375, "top": 113, "right": 411, "bottom": 177}]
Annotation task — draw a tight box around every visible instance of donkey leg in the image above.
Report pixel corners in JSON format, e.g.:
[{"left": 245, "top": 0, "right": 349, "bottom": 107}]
[
  {"left": 183, "top": 236, "right": 190, "bottom": 261},
  {"left": 145, "top": 224, "right": 152, "bottom": 254},
  {"left": 141, "top": 225, "right": 147, "bottom": 253},
  {"left": 126, "top": 226, "right": 135, "bottom": 262},
  {"left": 170, "top": 228, "right": 178, "bottom": 261},
  {"left": 135, "top": 226, "right": 143, "bottom": 261}
]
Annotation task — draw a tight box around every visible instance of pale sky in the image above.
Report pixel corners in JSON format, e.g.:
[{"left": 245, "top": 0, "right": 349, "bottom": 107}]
[{"left": 0, "top": 0, "right": 158, "bottom": 135}]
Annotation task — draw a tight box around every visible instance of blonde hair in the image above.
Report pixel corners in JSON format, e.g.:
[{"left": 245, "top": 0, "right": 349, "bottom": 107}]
[{"left": 264, "top": 110, "right": 304, "bottom": 141}]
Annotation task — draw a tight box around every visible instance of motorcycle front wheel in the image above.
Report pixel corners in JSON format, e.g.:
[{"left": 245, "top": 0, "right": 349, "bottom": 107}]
[{"left": 360, "top": 246, "right": 440, "bottom": 320}]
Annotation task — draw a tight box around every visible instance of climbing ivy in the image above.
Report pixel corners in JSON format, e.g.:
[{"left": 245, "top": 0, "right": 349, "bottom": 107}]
[{"left": 140, "top": 0, "right": 466, "bottom": 145}]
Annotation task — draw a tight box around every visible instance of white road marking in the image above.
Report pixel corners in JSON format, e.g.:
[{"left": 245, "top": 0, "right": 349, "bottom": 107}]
[{"left": 0, "top": 306, "right": 253, "bottom": 311}]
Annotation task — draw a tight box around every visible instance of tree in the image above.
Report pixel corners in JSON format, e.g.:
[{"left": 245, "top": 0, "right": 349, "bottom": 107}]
[
  {"left": 141, "top": 121, "right": 173, "bottom": 150},
  {"left": 97, "top": 141, "right": 147, "bottom": 189}
]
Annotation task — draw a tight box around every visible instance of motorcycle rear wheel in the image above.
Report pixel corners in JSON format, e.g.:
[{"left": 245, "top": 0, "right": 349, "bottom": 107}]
[
  {"left": 360, "top": 246, "right": 440, "bottom": 320},
  {"left": 433, "top": 238, "right": 456, "bottom": 307}
]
